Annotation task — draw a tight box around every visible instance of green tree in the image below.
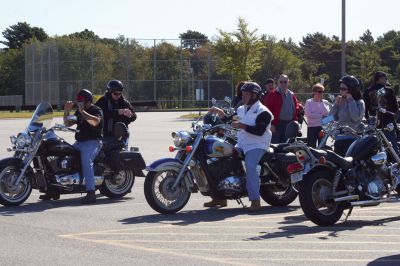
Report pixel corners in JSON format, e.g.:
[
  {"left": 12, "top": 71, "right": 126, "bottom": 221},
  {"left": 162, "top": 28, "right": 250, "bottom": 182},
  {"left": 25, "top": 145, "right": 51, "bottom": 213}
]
[
  {"left": 1, "top": 22, "right": 48, "bottom": 49},
  {"left": 0, "top": 49, "right": 24, "bottom": 95},
  {"left": 214, "top": 17, "right": 263, "bottom": 84},
  {"left": 179, "top": 30, "right": 209, "bottom": 52}
]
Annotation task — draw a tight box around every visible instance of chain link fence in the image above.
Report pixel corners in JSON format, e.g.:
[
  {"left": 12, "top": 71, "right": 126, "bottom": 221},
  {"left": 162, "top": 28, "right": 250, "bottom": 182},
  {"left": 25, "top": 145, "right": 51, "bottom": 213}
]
[{"left": 24, "top": 39, "right": 234, "bottom": 109}]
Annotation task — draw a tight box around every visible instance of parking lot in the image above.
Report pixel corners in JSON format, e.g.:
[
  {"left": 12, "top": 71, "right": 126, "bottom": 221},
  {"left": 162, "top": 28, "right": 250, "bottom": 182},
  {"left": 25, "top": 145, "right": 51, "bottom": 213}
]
[{"left": 0, "top": 112, "right": 400, "bottom": 266}]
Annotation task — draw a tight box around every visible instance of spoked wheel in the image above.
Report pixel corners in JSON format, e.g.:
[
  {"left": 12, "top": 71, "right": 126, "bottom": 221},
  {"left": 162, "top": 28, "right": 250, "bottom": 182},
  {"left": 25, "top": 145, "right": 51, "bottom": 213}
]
[
  {"left": 299, "top": 170, "right": 344, "bottom": 226},
  {"left": 0, "top": 164, "right": 32, "bottom": 207},
  {"left": 260, "top": 184, "right": 298, "bottom": 206},
  {"left": 144, "top": 169, "right": 190, "bottom": 214},
  {"left": 100, "top": 170, "right": 135, "bottom": 198}
]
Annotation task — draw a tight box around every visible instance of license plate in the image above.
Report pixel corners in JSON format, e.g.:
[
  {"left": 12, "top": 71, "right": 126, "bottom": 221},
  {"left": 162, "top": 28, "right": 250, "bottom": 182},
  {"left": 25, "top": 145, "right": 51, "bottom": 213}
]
[{"left": 291, "top": 172, "right": 303, "bottom": 183}]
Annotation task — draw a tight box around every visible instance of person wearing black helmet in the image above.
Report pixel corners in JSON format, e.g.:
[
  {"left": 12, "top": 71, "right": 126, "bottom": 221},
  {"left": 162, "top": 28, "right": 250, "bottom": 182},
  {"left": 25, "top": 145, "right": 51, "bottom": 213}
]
[
  {"left": 330, "top": 75, "right": 365, "bottom": 130},
  {"left": 363, "top": 71, "right": 399, "bottom": 154},
  {"left": 206, "top": 81, "right": 273, "bottom": 212},
  {"left": 64, "top": 89, "right": 103, "bottom": 204},
  {"left": 95, "top": 80, "right": 136, "bottom": 149}
]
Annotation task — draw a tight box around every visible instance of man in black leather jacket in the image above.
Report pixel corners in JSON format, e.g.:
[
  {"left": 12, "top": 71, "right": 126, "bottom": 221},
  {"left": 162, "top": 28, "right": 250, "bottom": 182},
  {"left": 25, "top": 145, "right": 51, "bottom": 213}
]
[
  {"left": 95, "top": 80, "right": 137, "bottom": 148},
  {"left": 364, "top": 71, "right": 399, "bottom": 155}
]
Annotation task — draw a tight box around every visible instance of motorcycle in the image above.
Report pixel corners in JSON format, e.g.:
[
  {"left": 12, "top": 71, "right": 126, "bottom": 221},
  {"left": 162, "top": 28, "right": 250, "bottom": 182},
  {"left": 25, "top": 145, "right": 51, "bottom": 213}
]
[
  {"left": 0, "top": 102, "right": 146, "bottom": 206},
  {"left": 143, "top": 116, "right": 299, "bottom": 214},
  {"left": 287, "top": 108, "right": 400, "bottom": 225}
]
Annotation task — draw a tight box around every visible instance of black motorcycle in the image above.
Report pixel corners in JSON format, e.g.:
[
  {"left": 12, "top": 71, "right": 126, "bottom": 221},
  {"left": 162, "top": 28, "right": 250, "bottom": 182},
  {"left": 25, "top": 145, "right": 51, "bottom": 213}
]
[
  {"left": 291, "top": 113, "right": 400, "bottom": 226},
  {"left": 143, "top": 118, "right": 299, "bottom": 214},
  {"left": 0, "top": 102, "right": 146, "bottom": 206}
]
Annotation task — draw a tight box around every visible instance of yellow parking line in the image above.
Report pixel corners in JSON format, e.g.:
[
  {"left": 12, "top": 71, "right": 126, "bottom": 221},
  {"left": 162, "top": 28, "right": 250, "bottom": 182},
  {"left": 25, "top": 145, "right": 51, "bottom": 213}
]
[
  {"left": 82, "top": 231, "right": 400, "bottom": 238},
  {"left": 60, "top": 234, "right": 257, "bottom": 266},
  {"left": 82, "top": 239, "right": 400, "bottom": 245}
]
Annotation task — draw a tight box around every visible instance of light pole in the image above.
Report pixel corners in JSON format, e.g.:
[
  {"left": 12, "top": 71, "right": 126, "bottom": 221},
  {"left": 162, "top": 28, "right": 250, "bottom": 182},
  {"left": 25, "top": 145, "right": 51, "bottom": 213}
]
[{"left": 341, "top": 0, "right": 346, "bottom": 76}]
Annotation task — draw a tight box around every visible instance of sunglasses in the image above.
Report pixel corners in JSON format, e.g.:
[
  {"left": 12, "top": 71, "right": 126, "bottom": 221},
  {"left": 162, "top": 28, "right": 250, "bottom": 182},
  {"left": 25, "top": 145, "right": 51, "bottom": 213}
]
[
  {"left": 340, "top": 87, "right": 348, "bottom": 91},
  {"left": 279, "top": 81, "right": 288, "bottom": 84},
  {"left": 316, "top": 90, "right": 324, "bottom": 93},
  {"left": 112, "top": 92, "right": 122, "bottom": 96}
]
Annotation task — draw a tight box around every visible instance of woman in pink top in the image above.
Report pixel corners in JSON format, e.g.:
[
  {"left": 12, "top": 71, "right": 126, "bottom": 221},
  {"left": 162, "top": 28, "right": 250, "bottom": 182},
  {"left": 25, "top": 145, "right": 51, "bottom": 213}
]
[{"left": 305, "top": 83, "right": 330, "bottom": 147}]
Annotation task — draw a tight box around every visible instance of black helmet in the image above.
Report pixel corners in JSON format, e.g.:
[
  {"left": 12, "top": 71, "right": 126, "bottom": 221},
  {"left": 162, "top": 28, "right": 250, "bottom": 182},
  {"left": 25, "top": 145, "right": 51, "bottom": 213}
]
[
  {"left": 76, "top": 89, "right": 93, "bottom": 102},
  {"left": 107, "top": 80, "right": 124, "bottom": 92},
  {"left": 339, "top": 75, "right": 359, "bottom": 90},
  {"left": 240, "top": 82, "right": 262, "bottom": 96}
]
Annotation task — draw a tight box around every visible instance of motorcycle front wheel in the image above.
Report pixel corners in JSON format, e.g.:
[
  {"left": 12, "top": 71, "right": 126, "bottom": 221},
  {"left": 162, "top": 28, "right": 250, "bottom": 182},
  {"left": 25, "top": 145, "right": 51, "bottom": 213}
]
[
  {"left": 299, "top": 169, "right": 344, "bottom": 226},
  {"left": 144, "top": 169, "right": 191, "bottom": 214},
  {"left": 100, "top": 170, "right": 135, "bottom": 198},
  {"left": 0, "top": 161, "right": 32, "bottom": 207}
]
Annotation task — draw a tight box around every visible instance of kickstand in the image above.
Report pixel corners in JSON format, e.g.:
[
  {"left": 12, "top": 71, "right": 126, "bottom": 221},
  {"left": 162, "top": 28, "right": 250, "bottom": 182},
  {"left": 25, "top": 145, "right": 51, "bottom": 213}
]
[
  {"left": 344, "top": 207, "right": 353, "bottom": 222},
  {"left": 236, "top": 198, "right": 247, "bottom": 208}
]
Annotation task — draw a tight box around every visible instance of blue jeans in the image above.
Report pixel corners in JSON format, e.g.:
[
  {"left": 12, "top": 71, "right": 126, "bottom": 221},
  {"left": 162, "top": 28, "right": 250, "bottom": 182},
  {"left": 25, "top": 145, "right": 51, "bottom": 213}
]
[
  {"left": 245, "top": 148, "right": 266, "bottom": 201},
  {"left": 74, "top": 140, "right": 102, "bottom": 191}
]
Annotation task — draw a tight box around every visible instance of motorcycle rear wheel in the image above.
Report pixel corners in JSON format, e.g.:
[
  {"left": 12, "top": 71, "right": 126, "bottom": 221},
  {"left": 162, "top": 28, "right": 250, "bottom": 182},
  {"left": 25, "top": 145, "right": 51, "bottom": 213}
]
[
  {"left": 299, "top": 169, "right": 344, "bottom": 226},
  {"left": 100, "top": 170, "right": 135, "bottom": 198},
  {"left": 144, "top": 170, "right": 190, "bottom": 214},
  {"left": 0, "top": 162, "right": 32, "bottom": 207},
  {"left": 260, "top": 184, "right": 298, "bottom": 206}
]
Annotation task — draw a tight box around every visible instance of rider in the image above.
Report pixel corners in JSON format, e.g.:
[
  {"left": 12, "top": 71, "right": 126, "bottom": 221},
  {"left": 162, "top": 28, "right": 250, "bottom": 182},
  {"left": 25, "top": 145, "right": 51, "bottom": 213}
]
[
  {"left": 330, "top": 75, "right": 365, "bottom": 130},
  {"left": 95, "top": 80, "right": 136, "bottom": 149},
  {"left": 206, "top": 82, "right": 273, "bottom": 212},
  {"left": 64, "top": 89, "right": 103, "bottom": 204},
  {"left": 363, "top": 71, "right": 399, "bottom": 155}
]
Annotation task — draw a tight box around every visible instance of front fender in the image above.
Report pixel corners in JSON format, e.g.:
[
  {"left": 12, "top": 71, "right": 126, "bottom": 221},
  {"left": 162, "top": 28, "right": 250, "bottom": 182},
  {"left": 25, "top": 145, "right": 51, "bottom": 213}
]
[
  {"left": 0, "top": 157, "right": 23, "bottom": 169},
  {"left": 146, "top": 158, "right": 184, "bottom": 172}
]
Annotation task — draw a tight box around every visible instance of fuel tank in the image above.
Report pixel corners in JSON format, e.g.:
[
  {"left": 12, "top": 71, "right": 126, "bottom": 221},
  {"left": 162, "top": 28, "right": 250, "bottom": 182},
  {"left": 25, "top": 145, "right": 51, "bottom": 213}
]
[
  {"left": 204, "top": 135, "right": 234, "bottom": 158},
  {"left": 345, "top": 135, "right": 380, "bottom": 161},
  {"left": 41, "top": 138, "right": 78, "bottom": 156}
]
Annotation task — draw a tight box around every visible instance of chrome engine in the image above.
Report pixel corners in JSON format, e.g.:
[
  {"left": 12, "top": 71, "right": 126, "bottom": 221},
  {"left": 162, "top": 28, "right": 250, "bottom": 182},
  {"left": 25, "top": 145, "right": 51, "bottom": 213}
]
[
  {"left": 55, "top": 173, "right": 104, "bottom": 187},
  {"left": 218, "top": 176, "right": 246, "bottom": 196}
]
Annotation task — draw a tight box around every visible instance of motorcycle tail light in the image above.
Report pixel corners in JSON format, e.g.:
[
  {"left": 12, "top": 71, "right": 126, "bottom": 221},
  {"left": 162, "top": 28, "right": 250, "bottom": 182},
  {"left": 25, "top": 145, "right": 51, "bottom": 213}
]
[
  {"left": 296, "top": 150, "right": 308, "bottom": 163},
  {"left": 287, "top": 162, "right": 304, "bottom": 174},
  {"left": 169, "top": 146, "right": 176, "bottom": 152},
  {"left": 319, "top": 156, "right": 326, "bottom": 164},
  {"left": 318, "top": 130, "right": 324, "bottom": 139},
  {"left": 185, "top": 146, "right": 192, "bottom": 153}
]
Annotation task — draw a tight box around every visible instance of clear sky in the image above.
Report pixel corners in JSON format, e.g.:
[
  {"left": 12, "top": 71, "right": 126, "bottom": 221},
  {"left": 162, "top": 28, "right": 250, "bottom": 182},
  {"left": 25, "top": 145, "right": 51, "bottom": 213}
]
[{"left": 1, "top": 0, "right": 399, "bottom": 48}]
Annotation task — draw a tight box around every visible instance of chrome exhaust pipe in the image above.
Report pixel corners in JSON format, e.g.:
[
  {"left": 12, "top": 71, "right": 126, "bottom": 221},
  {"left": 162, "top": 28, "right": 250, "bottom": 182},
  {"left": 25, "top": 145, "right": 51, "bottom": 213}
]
[
  {"left": 334, "top": 195, "right": 359, "bottom": 202},
  {"left": 351, "top": 197, "right": 399, "bottom": 206}
]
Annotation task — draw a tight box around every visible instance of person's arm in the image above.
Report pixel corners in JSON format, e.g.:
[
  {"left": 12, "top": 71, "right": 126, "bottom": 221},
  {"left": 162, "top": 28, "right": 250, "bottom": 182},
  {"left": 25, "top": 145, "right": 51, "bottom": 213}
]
[
  {"left": 305, "top": 100, "right": 323, "bottom": 119},
  {"left": 79, "top": 107, "right": 101, "bottom": 127},
  {"left": 387, "top": 89, "right": 399, "bottom": 113},
  {"left": 240, "top": 111, "right": 272, "bottom": 136},
  {"left": 363, "top": 90, "right": 370, "bottom": 119},
  {"left": 348, "top": 99, "right": 365, "bottom": 122},
  {"left": 63, "top": 101, "right": 76, "bottom": 127}
]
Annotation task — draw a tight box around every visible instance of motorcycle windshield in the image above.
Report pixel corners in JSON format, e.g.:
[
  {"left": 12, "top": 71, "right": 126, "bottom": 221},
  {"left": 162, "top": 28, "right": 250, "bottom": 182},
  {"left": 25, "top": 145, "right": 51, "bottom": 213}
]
[{"left": 27, "top": 102, "right": 53, "bottom": 131}]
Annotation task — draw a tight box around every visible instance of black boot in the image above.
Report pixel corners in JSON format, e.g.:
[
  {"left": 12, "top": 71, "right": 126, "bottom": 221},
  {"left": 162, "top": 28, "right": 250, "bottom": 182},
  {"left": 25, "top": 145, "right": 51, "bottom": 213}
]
[
  {"left": 39, "top": 192, "right": 60, "bottom": 200},
  {"left": 81, "top": 190, "right": 96, "bottom": 204}
]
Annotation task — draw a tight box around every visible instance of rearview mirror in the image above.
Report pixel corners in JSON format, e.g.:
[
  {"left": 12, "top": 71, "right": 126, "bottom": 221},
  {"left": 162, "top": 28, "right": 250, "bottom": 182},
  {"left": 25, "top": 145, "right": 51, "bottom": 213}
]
[
  {"left": 328, "top": 94, "right": 335, "bottom": 103},
  {"left": 224, "top": 96, "right": 231, "bottom": 104}
]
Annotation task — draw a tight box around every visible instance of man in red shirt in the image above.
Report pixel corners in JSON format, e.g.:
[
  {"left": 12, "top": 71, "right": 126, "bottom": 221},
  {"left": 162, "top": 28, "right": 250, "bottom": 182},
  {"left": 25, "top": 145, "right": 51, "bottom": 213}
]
[{"left": 264, "top": 74, "right": 299, "bottom": 143}]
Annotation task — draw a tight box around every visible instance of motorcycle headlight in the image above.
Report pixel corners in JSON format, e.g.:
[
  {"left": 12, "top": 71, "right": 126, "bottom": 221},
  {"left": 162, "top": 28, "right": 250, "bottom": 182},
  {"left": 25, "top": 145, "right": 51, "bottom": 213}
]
[
  {"left": 16, "top": 132, "right": 32, "bottom": 148},
  {"left": 172, "top": 131, "right": 191, "bottom": 147},
  {"left": 10, "top": 135, "right": 17, "bottom": 145}
]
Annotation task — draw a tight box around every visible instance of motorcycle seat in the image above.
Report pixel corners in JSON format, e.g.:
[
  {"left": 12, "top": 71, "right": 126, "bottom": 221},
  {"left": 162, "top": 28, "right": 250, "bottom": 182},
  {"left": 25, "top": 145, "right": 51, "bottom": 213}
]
[
  {"left": 326, "top": 150, "right": 353, "bottom": 170},
  {"left": 270, "top": 143, "right": 290, "bottom": 153},
  {"left": 101, "top": 137, "right": 125, "bottom": 152},
  {"left": 309, "top": 148, "right": 328, "bottom": 158}
]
